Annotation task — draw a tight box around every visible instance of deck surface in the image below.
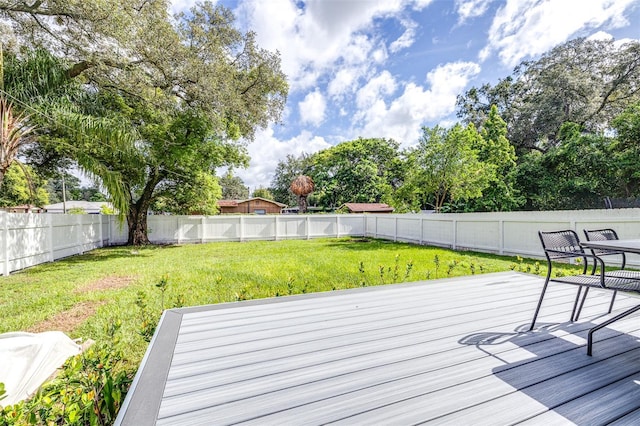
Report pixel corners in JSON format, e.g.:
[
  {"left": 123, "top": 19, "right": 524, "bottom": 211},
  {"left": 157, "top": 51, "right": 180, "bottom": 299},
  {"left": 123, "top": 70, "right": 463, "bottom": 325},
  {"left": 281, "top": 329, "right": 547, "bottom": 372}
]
[{"left": 116, "top": 272, "right": 640, "bottom": 425}]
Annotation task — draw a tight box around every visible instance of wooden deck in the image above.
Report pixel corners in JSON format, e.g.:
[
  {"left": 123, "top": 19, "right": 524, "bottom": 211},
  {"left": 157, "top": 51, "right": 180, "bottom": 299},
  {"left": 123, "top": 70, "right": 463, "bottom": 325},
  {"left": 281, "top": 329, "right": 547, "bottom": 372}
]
[{"left": 115, "top": 272, "right": 640, "bottom": 425}]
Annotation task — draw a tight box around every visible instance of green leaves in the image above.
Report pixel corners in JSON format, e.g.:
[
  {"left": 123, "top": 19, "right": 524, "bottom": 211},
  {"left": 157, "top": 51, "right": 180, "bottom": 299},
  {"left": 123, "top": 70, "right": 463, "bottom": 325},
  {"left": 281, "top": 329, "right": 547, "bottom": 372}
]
[{"left": 407, "top": 124, "right": 492, "bottom": 211}]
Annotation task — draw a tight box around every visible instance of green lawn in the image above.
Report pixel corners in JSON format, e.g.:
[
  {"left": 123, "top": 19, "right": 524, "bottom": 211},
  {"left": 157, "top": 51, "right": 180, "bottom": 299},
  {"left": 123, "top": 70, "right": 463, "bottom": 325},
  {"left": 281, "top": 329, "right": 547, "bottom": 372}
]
[
  {"left": 0, "top": 237, "right": 577, "bottom": 362},
  {"left": 1, "top": 237, "right": 587, "bottom": 423}
]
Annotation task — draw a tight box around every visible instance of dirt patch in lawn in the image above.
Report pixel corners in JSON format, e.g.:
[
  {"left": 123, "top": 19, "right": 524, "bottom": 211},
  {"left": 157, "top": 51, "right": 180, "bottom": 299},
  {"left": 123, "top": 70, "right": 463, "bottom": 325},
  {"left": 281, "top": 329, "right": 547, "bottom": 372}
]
[
  {"left": 75, "top": 275, "right": 136, "bottom": 293},
  {"left": 27, "top": 301, "right": 106, "bottom": 334}
]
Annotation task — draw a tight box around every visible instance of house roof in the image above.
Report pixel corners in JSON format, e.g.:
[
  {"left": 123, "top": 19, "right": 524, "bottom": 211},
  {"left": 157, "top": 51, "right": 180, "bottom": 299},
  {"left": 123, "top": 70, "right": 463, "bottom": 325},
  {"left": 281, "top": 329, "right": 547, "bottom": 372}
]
[
  {"left": 217, "top": 197, "right": 287, "bottom": 208},
  {"left": 342, "top": 203, "right": 395, "bottom": 213},
  {"left": 44, "top": 201, "right": 112, "bottom": 213}
]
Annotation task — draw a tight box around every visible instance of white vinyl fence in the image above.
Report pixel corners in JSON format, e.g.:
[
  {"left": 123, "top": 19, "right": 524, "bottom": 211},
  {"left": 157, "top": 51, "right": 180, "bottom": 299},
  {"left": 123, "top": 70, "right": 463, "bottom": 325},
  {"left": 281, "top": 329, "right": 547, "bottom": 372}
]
[{"left": 3, "top": 208, "right": 640, "bottom": 275}]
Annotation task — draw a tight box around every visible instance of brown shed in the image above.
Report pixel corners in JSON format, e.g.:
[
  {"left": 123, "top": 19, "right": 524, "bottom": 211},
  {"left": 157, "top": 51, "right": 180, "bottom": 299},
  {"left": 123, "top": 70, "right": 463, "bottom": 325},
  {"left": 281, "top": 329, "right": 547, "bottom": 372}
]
[
  {"left": 341, "top": 203, "right": 395, "bottom": 213},
  {"left": 217, "top": 197, "right": 287, "bottom": 214}
]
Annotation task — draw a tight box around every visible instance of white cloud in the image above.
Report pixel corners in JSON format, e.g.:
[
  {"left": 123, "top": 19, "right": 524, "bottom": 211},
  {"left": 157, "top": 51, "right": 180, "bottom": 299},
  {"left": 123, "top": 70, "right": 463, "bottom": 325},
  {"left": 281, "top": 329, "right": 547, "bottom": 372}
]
[
  {"left": 234, "top": 0, "right": 432, "bottom": 91},
  {"left": 587, "top": 31, "right": 614, "bottom": 42},
  {"left": 328, "top": 68, "right": 360, "bottom": 99},
  {"left": 299, "top": 89, "right": 327, "bottom": 127},
  {"left": 455, "top": 0, "right": 494, "bottom": 24},
  {"left": 235, "top": 127, "right": 331, "bottom": 190},
  {"left": 354, "top": 61, "right": 481, "bottom": 146},
  {"left": 480, "top": 0, "right": 638, "bottom": 66},
  {"left": 390, "top": 19, "right": 418, "bottom": 53},
  {"left": 356, "top": 71, "right": 397, "bottom": 109}
]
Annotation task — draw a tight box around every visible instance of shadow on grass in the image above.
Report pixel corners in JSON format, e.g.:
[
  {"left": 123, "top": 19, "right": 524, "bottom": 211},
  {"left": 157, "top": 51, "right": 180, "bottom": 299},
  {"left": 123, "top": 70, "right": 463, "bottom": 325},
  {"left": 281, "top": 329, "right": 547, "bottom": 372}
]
[
  {"left": 325, "top": 237, "right": 524, "bottom": 262},
  {"left": 16, "top": 244, "right": 181, "bottom": 275},
  {"left": 323, "top": 237, "right": 419, "bottom": 252}
]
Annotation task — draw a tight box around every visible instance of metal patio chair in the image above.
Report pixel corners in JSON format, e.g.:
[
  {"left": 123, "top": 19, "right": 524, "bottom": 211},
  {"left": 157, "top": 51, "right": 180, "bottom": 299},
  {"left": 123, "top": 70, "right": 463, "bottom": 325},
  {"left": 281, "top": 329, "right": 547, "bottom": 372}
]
[
  {"left": 580, "top": 229, "right": 622, "bottom": 315},
  {"left": 532, "top": 229, "right": 640, "bottom": 355}
]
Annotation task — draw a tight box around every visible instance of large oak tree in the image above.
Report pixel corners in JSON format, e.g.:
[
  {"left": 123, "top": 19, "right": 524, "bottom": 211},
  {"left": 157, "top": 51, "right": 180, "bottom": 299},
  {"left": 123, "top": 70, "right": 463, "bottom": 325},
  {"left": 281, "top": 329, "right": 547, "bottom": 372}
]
[
  {"left": 1, "top": 1, "right": 288, "bottom": 244},
  {"left": 456, "top": 38, "right": 640, "bottom": 152}
]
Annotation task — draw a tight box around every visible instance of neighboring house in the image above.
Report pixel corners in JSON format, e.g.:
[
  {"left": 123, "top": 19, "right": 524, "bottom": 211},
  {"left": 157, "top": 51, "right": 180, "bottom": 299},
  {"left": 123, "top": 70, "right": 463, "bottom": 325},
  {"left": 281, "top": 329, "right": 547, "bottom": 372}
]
[
  {"left": 44, "top": 201, "right": 112, "bottom": 214},
  {"left": 217, "top": 197, "right": 286, "bottom": 214},
  {"left": 341, "top": 203, "right": 395, "bottom": 213},
  {"left": 3, "top": 205, "right": 44, "bottom": 213}
]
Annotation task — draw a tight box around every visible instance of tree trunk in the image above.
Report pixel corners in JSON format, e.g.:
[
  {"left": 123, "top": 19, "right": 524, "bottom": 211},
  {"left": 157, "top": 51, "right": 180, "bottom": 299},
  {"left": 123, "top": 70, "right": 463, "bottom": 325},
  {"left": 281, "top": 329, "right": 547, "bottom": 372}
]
[
  {"left": 298, "top": 195, "right": 308, "bottom": 214},
  {"left": 127, "top": 171, "right": 162, "bottom": 245},
  {"left": 127, "top": 203, "right": 150, "bottom": 245}
]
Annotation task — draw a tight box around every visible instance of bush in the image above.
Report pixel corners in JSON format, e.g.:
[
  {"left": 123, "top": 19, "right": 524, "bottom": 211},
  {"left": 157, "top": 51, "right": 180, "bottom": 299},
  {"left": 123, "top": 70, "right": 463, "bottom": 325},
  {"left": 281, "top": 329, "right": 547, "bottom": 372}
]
[{"left": 0, "top": 323, "right": 134, "bottom": 426}]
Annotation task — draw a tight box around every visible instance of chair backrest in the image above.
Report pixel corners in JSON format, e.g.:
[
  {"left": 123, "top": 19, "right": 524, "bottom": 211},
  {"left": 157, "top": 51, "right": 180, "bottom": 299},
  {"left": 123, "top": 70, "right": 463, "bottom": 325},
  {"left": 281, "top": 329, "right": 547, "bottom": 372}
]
[
  {"left": 538, "top": 230, "right": 585, "bottom": 260},
  {"left": 583, "top": 228, "right": 622, "bottom": 256}
]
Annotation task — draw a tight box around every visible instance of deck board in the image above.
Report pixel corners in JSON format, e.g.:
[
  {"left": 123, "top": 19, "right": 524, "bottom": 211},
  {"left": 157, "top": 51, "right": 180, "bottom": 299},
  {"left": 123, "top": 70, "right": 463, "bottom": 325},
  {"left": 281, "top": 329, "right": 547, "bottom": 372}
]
[{"left": 115, "top": 272, "right": 640, "bottom": 425}]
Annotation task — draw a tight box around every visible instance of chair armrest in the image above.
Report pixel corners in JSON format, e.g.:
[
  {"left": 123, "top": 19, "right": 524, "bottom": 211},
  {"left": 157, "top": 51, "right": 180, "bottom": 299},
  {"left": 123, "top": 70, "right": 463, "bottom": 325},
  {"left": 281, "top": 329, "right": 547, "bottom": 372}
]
[{"left": 545, "top": 249, "right": 610, "bottom": 288}]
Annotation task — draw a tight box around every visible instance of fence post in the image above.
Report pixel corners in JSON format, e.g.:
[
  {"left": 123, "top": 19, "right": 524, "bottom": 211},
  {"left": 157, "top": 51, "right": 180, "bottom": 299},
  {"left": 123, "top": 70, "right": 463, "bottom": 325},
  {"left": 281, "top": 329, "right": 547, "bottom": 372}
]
[
  {"left": 47, "top": 214, "right": 55, "bottom": 261},
  {"left": 306, "top": 216, "right": 310, "bottom": 240},
  {"left": 362, "top": 215, "right": 366, "bottom": 237},
  {"left": 201, "top": 216, "right": 205, "bottom": 244},
  {"left": 77, "top": 214, "right": 84, "bottom": 254},
  {"left": 420, "top": 217, "right": 424, "bottom": 245},
  {"left": 239, "top": 215, "right": 245, "bottom": 242},
  {"left": 452, "top": 219, "right": 457, "bottom": 250},
  {"left": 274, "top": 216, "right": 279, "bottom": 241},
  {"left": 336, "top": 215, "right": 340, "bottom": 238},
  {"left": 394, "top": 216, "right": 398, "bottom": 242},
  {"left": 499, "top": 219, "right": 504, "bottom": 255},
  {"left": 374, "top": 216, "right": 378, "bottom": 239},
  {"left": 2, "top": 212, "right": 9, "bottom": 276},
  {"left": 108, "top": 215, "right": 113, "bottom": 246},
  {"left": 98, "top": 215, "right": 104, "bottom": 248}
]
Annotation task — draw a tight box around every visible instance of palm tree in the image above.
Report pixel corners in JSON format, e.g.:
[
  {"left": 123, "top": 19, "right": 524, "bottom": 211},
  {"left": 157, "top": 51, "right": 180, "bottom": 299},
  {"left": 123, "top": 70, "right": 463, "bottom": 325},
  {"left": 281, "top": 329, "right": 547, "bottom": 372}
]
[
  {"left": 1, "top": 48, "right": 131, "bottom": 219},
  {"left": 290, "top": 175, "right": 314, "bottom": 213},
  {"left": 0, "top": 98, "right": 33, "bottom": 188}
]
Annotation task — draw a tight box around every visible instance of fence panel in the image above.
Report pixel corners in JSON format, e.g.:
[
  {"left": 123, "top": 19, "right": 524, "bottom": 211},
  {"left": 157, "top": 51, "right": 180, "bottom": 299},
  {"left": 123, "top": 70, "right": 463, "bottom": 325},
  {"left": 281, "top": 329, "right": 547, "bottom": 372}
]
[
  {"left": 7, "top": 213, "right": 50, "bottom": 273},
  {"left": 6, "top": 209, "right": 640, "bottom": 275},
  {"left": 241, "top": 216, "right": 276, "bottom": 240},
  {"left": 276, "top": 216, "right": 306, "bottom": 239}
]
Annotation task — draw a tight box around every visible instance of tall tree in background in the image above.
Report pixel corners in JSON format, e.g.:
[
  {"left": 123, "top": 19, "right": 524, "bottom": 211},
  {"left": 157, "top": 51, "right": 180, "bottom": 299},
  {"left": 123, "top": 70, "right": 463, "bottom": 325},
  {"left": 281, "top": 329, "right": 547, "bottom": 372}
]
[
  {"left": 252, "top": 186, "right": 274, "bottom": 200},
  {"left": 611, "top": 102, "right": 640, "bottom": 197},
  {"left": 465, "top": 105, "right": 523, "bottom": 211},
  {"left": 270, "top": 153, "right": 310, "bottom": 206},
  {"left": 152, "top": 171, "right": 222, "bottom": 215},
  {"left": 514, "top": 123, "right": 618, "bottom": 210},
  {"left": 457, "top": 38, "right": 640, "bottom": 152},
  {"left": 306, "top": 138, "right": 404, "bottom": 210},
  {"left": 219, "top": 170, "right": 250, "bottom": 200},
  {"left": 0, "top": 163, "right": 48, "bottom": 207},
  {"left": 404, "top": 124, "right": 492, "bottom": 212},
  {"left": 290, "top": 175, "right": 314, "bottom": 213}
]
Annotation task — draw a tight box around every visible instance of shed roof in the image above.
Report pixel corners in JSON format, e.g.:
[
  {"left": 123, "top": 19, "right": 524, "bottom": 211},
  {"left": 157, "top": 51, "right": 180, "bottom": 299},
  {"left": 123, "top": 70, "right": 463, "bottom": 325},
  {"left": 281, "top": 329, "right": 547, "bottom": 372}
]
[
  {"left": 217, "top": 200, "right": 238, "bottom": 207},
  {"left": 343, "top": 203, "right": 394, "bottom": 213},
  {"left": 217, "top": 197, "right": 287, "bottom": 208},
  {"left": 44, "top": 201, "right": 111, "bottom": 213}
]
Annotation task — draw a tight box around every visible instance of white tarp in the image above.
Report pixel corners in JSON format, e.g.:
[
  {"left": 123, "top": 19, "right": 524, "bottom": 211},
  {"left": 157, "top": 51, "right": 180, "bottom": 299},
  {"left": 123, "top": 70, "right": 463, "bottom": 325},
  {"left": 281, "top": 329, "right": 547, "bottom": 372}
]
[{"left": 0, "top": 331, "right": 81, "bottom": 406}]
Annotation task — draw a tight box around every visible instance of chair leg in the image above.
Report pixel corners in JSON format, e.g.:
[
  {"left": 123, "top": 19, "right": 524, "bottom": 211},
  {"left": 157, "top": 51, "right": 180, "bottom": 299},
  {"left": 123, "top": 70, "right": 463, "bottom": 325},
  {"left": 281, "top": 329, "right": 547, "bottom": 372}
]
[
  {"left": 530, "top": 279, "right": 550, "bottom": 331},
  {"left": 608, "top": 291, "right": 617, "bottom": 314},
  {"left": 573, "top": 286, "right": 589, "bottom": 321},
  {"left": 587, "top": 303, "right": 640, "bottom": 356}
]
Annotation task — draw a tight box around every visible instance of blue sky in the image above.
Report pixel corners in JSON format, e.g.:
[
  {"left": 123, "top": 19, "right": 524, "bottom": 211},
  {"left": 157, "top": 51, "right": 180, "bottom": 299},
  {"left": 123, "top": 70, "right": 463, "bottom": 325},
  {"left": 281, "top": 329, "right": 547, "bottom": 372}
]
[{"left": 170, "top": 0, "right": 640, "bottom": 192}]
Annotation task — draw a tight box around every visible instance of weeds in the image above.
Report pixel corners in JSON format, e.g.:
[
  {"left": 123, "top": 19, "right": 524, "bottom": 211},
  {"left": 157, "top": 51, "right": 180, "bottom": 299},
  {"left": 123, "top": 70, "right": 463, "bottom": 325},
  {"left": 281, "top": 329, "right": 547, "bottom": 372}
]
[{"left": 0, "top": 322, "right": 134, "bottom": 425}]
